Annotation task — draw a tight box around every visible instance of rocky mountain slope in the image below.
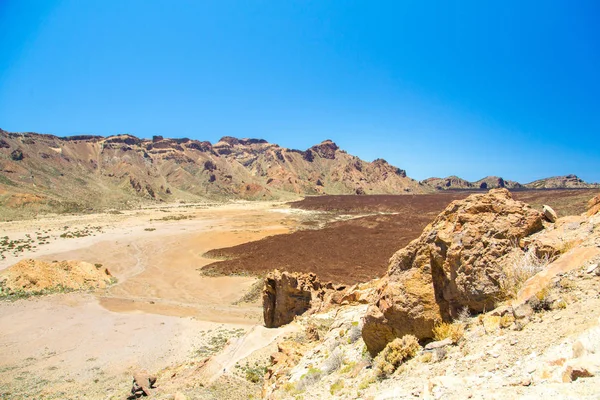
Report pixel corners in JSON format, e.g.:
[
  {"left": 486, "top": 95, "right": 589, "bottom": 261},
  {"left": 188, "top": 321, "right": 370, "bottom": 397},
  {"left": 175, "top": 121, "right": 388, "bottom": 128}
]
[
  {"left": 0, "top": 129, "right": 427, "bottom": 217},
  {"left": 424, "top": 174, "right": 597, "bottom": 190},
  {"left": 524, "top": 174, "right": 596, "bottom": 189}
]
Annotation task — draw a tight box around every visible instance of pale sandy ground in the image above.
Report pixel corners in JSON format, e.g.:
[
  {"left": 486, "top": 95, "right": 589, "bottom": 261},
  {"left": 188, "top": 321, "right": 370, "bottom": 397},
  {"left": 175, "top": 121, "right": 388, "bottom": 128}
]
[{"left": 0, "top": 201, "right": 314, "bottom": 399}]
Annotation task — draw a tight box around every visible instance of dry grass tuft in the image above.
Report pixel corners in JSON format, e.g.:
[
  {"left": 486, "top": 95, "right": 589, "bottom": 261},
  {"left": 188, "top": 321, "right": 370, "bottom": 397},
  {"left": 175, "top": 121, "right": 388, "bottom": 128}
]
[
  {"left": 498, "top": 248, "right": 549, "bottom": 299},
  {"left": 432, "top": 322, "right": 465, "bottom": 344}
]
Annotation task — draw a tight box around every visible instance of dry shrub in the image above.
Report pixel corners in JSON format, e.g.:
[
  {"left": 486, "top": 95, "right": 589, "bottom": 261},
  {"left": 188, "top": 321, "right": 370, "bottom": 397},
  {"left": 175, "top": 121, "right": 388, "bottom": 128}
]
[
  {"left": 528, "top": 286, "right": 554, "bottom": 311},
  {"left": 296, "top": 367, "right": 322, "bottom": 392},
  {"left": 374, "top": 335, "right": 421, "bottom": 378},
  {"left": 322, "top": 348, "right": 344, "bottom": 374},
  {"left": 499, "top": 248, "right": 549, "bottom": 299},
  {"left": 432, "top": 322, "right": 464, "bottom": 344},
  {"left": 481, "top": 314, "right": 514, "bottom": 331},
  {"left": 418, "top": 352, "right": 433, "bottom": 363},
  {"left": 457, "top": 306, "right": 471, "bottom": 324},
  {"left": 347, "top": 323, "right": 362, "bottom": 344},
  {"left": 434, "top": 346, "right": 447, "bottom": 362}
]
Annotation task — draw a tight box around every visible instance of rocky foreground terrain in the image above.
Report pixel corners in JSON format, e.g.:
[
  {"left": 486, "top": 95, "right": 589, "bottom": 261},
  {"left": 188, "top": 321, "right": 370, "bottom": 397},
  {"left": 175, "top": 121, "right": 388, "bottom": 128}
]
[
  {"left": 0, "top": 129, "right": 426, "bottom": 219},
  {"left": 0, "top": 189, "right": 599, "bottom": 399},
  {"left": 253, "top": 190, "right": 600, "bottom": 399}
]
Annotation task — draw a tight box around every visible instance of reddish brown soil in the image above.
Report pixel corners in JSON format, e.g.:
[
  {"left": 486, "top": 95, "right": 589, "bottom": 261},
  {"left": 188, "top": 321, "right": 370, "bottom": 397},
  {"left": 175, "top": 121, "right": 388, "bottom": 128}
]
[{"left": 203, "top": 190, "right": 599, "bottom": 285}]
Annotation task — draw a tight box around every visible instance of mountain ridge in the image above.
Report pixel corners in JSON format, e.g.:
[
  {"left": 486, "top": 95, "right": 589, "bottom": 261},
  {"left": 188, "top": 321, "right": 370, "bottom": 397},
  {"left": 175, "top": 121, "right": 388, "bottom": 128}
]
[
  {"left": 423, "top": 174, "right": 598, "bottom": 190},
  {"left": 0, "top": 129, "right": 427, "bottom": 216}
]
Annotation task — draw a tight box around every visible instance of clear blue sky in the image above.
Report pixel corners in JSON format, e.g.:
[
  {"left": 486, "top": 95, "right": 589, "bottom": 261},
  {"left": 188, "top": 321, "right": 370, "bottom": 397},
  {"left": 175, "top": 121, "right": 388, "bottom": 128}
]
[{"left": 1, "top": 1, "right": 599, "bottom": 183}]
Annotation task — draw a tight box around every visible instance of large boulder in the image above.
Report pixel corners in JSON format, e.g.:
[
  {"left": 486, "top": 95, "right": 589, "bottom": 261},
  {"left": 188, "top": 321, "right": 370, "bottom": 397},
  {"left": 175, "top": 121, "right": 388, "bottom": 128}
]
[{"left": 362, "top": 189, "right": 544, "bottom": 355}]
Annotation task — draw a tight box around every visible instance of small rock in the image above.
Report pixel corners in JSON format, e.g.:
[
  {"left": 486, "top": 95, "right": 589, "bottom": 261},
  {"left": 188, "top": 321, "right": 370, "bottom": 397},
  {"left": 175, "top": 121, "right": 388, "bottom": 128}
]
[
  {"left": 521, "top": 377, "right": 532, "bottom": 386},
  {"left": 554, "top": 314, "right": 562, "bottom": 321},
  {"left": 305, "top": 323, "right": 320, "bottom": 342},
  {"left": 513, "top": 303, "right": 533, "bottom": 320},
  {"left": 542, "top": 205, "right": 558, "bottom": 223},
  {"left": 425, "top": 338, "right": 453, "bottom": 350},
  {"left": 489, "top": 305, "right": 513, "bottom": 317},
  {"left": 562, "top": 366, "right": 574, "bottom": 383},
  {"left": 562, "top": 361, "right": 596, "bottom": 382},
  {"left": 573, "top": 341, "right": 587, "bottom": 358},
  {"left": 586, "top": 263, "right": 598, "bottom": 274}
]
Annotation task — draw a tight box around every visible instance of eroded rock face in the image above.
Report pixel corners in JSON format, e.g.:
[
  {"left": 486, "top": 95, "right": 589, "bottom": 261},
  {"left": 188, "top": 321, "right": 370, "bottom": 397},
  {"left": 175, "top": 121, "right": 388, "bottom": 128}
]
[
  {"left": 362, "top": 267, "right": 441, "bottom": 355},
  {"left": 263, "top": 270, "right": 327, "bottom": 328},
  {"left": 362, "top": 189, "right": 544, "bottom": 355},
  {"left": 587, "top": 195, "right": 600, "bottom": 216},
  {"left": 262, "top": 270, "right": 375, "bottom": 328}
]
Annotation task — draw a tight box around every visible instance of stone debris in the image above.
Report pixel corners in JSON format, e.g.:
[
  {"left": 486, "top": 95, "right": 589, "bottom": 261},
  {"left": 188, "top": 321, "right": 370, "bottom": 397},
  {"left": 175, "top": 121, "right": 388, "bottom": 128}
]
[
  {"left": 129, "top": 371, "right": 157, "bottom": 398},
  {"left": 542, "top": 204, "right": 558, "bottom": 222}
]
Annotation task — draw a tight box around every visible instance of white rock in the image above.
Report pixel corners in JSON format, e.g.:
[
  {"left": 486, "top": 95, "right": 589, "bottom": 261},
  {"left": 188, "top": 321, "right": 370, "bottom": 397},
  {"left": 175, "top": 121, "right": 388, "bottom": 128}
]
[
  {"left": 425, "top": 338, "right": 453, "bottom": 350},
  {"left": 586, "top": 263, "right": 598, "bottom": 274},
  {"left": 542, "top": 205, "right": 558, "bottom": 223}
]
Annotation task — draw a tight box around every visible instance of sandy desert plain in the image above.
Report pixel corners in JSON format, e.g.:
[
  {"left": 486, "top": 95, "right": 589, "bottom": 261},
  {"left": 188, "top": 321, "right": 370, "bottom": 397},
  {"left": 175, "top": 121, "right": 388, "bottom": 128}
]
[{"left": 0, "top": 189, "right": 598, "bottom": 399}]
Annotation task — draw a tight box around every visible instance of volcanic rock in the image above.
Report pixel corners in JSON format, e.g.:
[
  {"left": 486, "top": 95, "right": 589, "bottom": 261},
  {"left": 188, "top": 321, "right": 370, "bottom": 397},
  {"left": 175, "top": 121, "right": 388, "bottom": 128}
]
[
  {"left": 362, "top": 189, "right": 544, "bottom": 355},
  {"left": 525, "top": 174, "right": 599, "bottom": 189},
  {"left": 262, "top": 270, "right": 376, "bottom": 328},
  {"left": 262, "top": 270, "right": 327, "bottom": 328},
  {"left": 474, "top": 176, "right": 523, "bottom": 190},
  {"left": 587, "top": 195, "right": 600, "bottom": 216},
  {"left": 422, "top": 176, "right": 474, "bottom": 190}
]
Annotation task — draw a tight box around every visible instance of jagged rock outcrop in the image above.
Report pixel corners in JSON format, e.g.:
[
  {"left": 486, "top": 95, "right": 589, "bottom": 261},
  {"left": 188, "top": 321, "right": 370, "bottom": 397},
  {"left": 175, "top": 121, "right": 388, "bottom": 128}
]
[
  {"left": 362, "top": 189, "right": 544, "bottom": 355},
  {"left": 422, "top": 176, "right": 474, "bottom": 190},
  {"left": 525, "top": 174, "right": 598, "bottom": 189},
  {"left": 263, "top": 270, "right": 329, "bottom": 328},
  {"left": 588, "top": 195, "right": 600, "bottom": 216},
  {"left": 474, "top": 176, "right": 523, "bottom": 190},
  {"left": 262, "top": 270, "right": 376, "bottom": 328}
]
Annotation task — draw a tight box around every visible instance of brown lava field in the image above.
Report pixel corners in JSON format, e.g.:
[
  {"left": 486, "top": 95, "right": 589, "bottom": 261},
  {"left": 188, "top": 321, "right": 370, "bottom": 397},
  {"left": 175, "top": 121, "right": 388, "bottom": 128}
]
[{"left": 203, "top": 189, "right": 599, "bottom": 285}]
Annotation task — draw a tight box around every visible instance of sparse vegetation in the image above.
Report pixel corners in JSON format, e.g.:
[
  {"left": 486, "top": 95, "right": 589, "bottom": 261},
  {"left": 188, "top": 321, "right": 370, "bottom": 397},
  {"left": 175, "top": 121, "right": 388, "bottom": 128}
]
[
  {"left": 358, "top": 375, "right": 376, "bottom": 390},
  {"left": 432, "top": 322, "right": 465, "bottom": 344},
  {"left": 0, "top": 282, "right": 74, "bottom": 301},
  {"left": 498, "top": 248, "right": 549, "bottom": 300},
  {"left": 196, "top": 327, "right": 245, "bottom": 358},
  {"left": 374, "top": 335, "right": 421, "bottom": 378},
  {"left": 151, "top": 214, "right": 191, "bottom": 221},
  {"left": 347, "top": 322, "right": 362, "bottom": 344},
  {"left": 232, "top": 278, "right": 264, "bottom": 305},
  {"left": 329, "top": 379, "right": 344, "bottom": 395},
  {"left": 528, "top": 286, "right": 554, "bottom": 311},
  {"left": 322, "top": 348, "right": 344, "bottom": 374},
  {"left": 296, "top": 367, "right": 323, "bottom": 392},
  {"left": 240, "top": 362, "right": 267, "bottom": 384},
  {"left": 59, "top": 226, "right": 103, "bottom": 239}
]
